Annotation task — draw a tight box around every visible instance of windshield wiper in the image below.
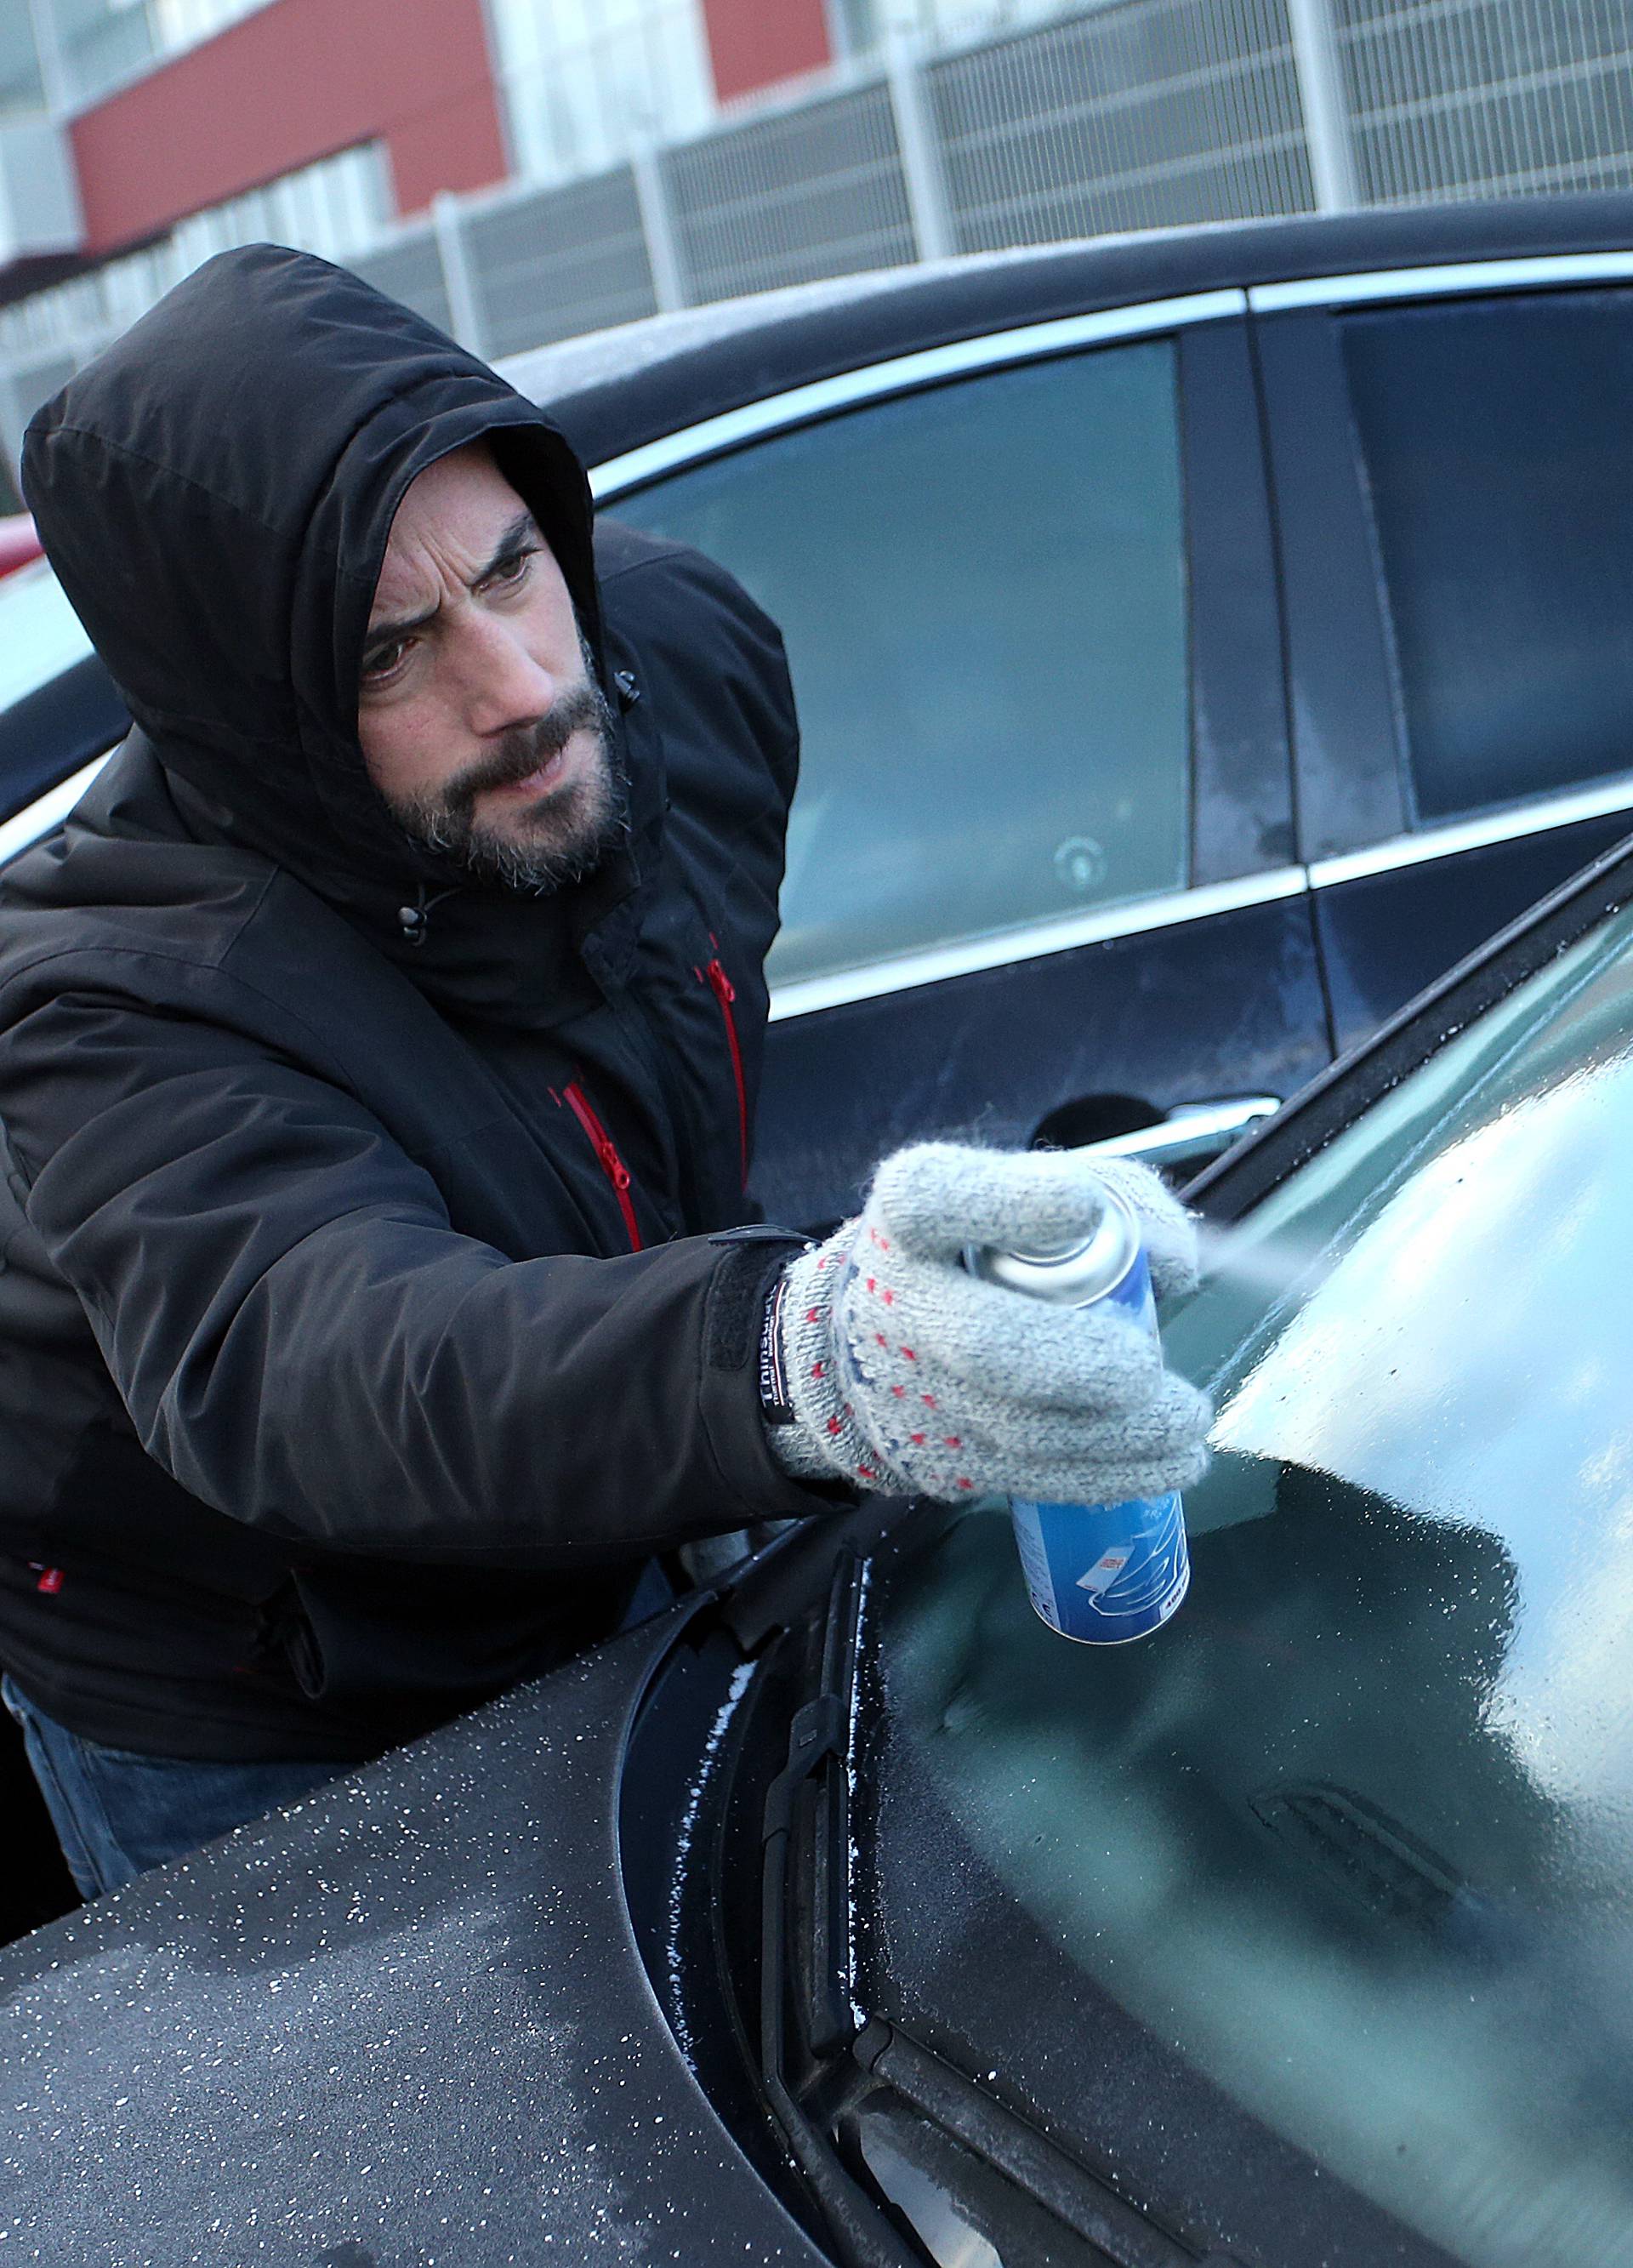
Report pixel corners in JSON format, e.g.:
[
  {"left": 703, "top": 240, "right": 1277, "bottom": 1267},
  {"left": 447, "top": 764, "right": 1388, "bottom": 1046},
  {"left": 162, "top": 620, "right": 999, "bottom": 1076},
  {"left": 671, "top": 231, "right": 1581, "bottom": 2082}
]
[
  {"left": 754, "top": 1530, "right": 1250, "bottom": 2268},
  {"left": 758, "top": 1544, "right": 920, "bottom": 2268},
  {"left": 851, "top": 2021, "right": 1245, "bottom": 2268}
]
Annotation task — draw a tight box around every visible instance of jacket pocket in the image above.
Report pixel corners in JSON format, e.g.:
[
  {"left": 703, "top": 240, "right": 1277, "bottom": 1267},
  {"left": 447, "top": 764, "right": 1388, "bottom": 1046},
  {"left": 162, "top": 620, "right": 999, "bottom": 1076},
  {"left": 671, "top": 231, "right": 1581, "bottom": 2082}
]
[
  {"left": 560, "top": 1076, "right": 643, "bottom": 1252},
  {"left": 697, "top": 937, "right": 748, "bottom": 1191}
]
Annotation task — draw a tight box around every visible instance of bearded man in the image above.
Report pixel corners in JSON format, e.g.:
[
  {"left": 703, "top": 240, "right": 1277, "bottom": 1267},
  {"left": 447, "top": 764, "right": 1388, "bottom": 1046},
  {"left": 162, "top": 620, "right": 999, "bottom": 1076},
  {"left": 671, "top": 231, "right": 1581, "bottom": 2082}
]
[{"left": 0, "top": 246, "right": 1208, "bottom": 1899}]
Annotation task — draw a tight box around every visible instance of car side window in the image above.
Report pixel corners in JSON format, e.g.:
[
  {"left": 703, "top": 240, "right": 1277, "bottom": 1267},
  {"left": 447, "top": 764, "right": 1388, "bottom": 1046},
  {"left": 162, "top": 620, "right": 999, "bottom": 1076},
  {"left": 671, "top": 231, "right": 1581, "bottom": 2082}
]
[
  {"left": 605, "top": 342, "right": 1190, "bottom": 989},
  {"left": 0, "top": 561, "right": 93, "bottom": 716},
  {"left": 1340, "top": 289, "right": 1633, "bottom": 827}
]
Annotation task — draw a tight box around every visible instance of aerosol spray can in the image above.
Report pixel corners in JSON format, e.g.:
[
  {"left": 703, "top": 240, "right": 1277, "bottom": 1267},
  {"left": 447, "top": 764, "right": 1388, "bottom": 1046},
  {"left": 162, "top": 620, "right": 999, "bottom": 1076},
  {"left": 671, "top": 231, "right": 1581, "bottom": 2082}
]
[{"left": 966, "top": 1180, "right": 1190, "bottom": 1644}]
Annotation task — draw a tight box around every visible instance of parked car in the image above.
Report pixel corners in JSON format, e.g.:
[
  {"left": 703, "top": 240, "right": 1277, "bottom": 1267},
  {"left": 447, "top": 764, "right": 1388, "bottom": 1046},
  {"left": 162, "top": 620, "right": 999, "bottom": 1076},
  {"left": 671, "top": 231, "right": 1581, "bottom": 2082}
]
[
  {"left": 9, "top": 196, "right": 1633, "bottom": 2252},
  {"left": 9, "top": 193, "right": 1633, "bottom": 1228},
  {"left": 7, "top": 812, "right": 1633, "bottom": 2265},
  {"left": 0, "top": 516, "right": 41, "bottom": 580}
]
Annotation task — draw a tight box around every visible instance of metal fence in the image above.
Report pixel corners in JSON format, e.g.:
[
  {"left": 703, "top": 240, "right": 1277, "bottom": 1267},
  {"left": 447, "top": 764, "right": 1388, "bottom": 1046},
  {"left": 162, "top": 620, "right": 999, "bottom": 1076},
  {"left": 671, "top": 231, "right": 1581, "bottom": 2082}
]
[
  {"left": 926, "top": 0, "right": 1316, "bottom": 247},
  {"left": 4, "top": 0, "right": 1633, "bottom": 464},
  {"left": 1334, "top": 0, "right": 1633, "bottom": 202},
  {"left": 663, "top": 77, "right": 919, "bottom": 300}
]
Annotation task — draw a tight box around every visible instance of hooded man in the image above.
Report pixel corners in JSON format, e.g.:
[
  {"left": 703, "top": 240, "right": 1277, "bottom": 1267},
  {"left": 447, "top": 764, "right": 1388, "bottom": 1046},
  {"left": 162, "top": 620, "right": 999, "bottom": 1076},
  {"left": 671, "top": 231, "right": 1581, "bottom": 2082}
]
[{"left": 0, "top": 246, "right": 1209, "bottom": 1900}]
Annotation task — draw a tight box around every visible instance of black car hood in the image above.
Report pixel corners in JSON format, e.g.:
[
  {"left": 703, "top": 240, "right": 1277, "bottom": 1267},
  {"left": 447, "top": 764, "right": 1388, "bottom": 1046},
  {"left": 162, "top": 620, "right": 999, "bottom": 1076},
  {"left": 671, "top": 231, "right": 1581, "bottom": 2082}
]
[{"left": 0, "top": 1603, "right": 824, "bottom": 2264}]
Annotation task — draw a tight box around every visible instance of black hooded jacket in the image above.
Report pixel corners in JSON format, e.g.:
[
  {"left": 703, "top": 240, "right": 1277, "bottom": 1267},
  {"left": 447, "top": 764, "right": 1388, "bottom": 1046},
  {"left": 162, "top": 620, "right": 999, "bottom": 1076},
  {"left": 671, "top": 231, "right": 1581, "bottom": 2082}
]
[{"left": 0, "top": 246, "right": 828, "bottom": 1761}]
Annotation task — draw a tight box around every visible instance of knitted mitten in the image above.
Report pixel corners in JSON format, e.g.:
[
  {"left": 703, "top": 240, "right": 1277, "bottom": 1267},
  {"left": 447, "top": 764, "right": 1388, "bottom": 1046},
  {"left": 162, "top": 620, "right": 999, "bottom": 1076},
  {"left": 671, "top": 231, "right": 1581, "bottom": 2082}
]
[{"left": 765, "top": 1143, "right": 1211, "bottom": 1503}]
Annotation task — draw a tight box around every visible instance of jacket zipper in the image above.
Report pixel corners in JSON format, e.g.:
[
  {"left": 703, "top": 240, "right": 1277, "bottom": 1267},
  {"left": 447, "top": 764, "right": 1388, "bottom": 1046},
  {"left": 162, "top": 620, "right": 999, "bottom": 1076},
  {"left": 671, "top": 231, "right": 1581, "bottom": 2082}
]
[
  {"left": 701, "top": 939, "right": 748, "bottom": 1189},
  {"left": 562, "top": 1080, "right": 643, "bottom": 1252}
]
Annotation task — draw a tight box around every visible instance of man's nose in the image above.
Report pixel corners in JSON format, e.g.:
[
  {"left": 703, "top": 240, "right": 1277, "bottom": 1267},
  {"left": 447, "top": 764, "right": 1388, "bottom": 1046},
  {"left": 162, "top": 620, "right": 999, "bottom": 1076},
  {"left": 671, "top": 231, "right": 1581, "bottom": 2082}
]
[{"left": 458, "top": 613, "right": 559, "bottom": 735}]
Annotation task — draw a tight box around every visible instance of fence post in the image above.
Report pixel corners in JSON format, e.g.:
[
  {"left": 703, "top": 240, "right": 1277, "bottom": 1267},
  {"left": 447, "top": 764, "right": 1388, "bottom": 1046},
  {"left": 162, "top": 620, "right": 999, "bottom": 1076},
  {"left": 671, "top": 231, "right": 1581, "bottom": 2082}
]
[
  {"left": 432, "top": 191, "right": 485, "bottom": 355},
  {"left": 885, "top": 31, "right": 955, "bottom": 261},
  {"left": 631, "top": 145, "right": 686, "bottom": 312},
  {"left": 1286, "top": 0, "right": 1359, "bottom": 210}
]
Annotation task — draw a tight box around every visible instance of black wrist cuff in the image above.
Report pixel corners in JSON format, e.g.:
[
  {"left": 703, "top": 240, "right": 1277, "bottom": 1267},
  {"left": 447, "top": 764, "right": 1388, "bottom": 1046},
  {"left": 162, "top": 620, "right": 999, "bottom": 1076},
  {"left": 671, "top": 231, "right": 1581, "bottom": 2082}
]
[{"left": 757, "top": 1268, "right": 797, "bottom": 1425}]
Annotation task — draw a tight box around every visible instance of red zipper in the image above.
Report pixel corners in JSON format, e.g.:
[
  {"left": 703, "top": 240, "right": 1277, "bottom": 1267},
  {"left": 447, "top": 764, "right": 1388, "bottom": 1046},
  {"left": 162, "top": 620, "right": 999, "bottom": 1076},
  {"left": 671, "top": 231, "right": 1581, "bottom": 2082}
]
[
  {"left": 702, "top": 940, "right": 748, "bottom": 1189},
  {"left": 562, "top": 1080, "right": 643, "bottom": 1252}
]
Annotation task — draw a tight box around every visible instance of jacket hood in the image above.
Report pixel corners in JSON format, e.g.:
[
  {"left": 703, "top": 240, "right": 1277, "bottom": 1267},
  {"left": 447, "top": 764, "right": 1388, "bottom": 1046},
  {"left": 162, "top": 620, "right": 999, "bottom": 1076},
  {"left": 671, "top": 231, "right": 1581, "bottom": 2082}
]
[{"left": 21, "top": 245, "right": 628, "bottom": 986}]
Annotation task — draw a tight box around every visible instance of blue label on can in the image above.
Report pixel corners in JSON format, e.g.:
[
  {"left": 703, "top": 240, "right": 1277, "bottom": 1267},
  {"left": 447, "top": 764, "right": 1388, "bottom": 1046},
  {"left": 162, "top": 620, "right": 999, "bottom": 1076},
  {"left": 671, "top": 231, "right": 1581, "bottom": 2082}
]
[
  {"left": 1010, "top": 1491, "right": 1190, "bottom": 1644},
  {"left": 1001, "top": 1214, "right": 1189, "bottom": 1644},
  {"left": 1105, "top": 1239, "right": 1157, "bottom": 1331}
]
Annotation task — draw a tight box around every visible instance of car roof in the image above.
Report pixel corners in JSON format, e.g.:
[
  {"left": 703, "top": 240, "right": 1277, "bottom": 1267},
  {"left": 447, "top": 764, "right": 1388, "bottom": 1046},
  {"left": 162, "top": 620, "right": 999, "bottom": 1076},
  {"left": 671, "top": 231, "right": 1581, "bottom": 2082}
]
[
  {"left": 8, "top": 190, "right": 1633, "bottom": 849},
  {"left": 505, "top": 190, "right": 1633, "bottom": 465}
]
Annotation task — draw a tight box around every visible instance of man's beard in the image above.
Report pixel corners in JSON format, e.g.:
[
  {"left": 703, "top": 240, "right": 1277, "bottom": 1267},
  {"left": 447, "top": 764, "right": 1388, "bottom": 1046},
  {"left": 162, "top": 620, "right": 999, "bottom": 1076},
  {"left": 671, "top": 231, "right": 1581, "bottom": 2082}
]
[{"left": 388, "top": 668, "right": 624, "bottom": 894}]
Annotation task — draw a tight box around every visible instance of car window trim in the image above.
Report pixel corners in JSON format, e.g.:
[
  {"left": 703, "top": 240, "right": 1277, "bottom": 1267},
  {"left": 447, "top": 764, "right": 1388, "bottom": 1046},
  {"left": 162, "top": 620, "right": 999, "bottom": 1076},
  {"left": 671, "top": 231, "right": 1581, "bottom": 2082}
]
[
  {"left": 1257, "top": 261, "right": 1633, "bottom": 868},
  {"left": 1252, "top": 306, "right": 1411, "bottom": 862},
  {"left": 588, "top": 288, "right": 1247, "bottom": 501},
  {"left": 1187, "top": 824, "right": 1633, "bottom": 1222},
  {"left": 589, "top": 291, "right": 1253, "bottom": 1028},
  {"left": 1249, "top": 248, "right": 1633, "bottom": 313},
  {"left": 766, "top": 865, "right": 1306, "bottom": 1022},
  {"left": 0, "top": 747, "right": 1310, "bottom": 1030},
  {"left": 1307, "top": 772, "right": 1633, "bottom": 891},
  {"left": 765, "top": 755, "right": 1633, "bottom": 1021},
  {"left": 25, "top": 675, "right": 1608, "bottom": 981},
  {"left": 1177, "top": 316, "right": 1292, "bottom": 892}
]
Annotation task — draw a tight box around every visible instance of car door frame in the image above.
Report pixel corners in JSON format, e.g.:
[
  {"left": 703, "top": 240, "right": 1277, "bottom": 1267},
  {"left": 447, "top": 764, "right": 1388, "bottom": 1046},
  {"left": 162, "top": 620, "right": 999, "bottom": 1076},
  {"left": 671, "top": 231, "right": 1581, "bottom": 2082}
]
[
  {"left": 1251, "top": 248, "right": 1633, "bottom": 1051},
  {"left": 593, "top": 290, "right": 1318, "bottom": 1222},
  {"left": 1186, "top": 818, "right": 1633, "bottom": 1234}
]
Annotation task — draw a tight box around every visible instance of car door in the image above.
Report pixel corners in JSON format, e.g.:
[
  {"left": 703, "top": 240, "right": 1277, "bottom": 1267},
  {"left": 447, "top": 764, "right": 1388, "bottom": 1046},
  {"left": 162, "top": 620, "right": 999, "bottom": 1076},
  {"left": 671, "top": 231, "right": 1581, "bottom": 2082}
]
[
  {"left": 599, "top": 295, "right": 1326, "bottom": 1228},
  {"left": 1254, "top": 252, "right": 1633, "bottom": 1053}
]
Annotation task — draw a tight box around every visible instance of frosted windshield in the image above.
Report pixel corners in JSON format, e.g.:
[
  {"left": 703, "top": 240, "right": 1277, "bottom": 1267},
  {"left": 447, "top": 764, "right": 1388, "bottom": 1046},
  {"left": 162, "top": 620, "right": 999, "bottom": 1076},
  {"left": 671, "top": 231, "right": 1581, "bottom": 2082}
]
[{"left": 868, "top": 898, "right": 1633, "bottom": 2268}]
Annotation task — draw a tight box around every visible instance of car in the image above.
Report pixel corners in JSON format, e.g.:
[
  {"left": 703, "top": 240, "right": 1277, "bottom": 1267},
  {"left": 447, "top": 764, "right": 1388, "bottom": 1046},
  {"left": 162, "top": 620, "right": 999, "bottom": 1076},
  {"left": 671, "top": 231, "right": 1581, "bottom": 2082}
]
[
  {"left": 8, "top": 192, "right": 1633, "bottom": 1232},
  {"left": 6, "top": 813, "right": 1633, "bottom": 2265},
  {"left": 0, "top": 516, "right": 41, "bottom": 580}
]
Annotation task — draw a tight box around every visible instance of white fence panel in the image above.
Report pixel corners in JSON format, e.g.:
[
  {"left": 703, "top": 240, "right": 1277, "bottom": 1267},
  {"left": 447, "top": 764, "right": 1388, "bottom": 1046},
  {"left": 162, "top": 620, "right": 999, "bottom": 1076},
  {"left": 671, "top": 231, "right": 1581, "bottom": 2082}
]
[
  {"left": 348, "top": 233, "right": 452, "bottom": 342},
  {"left": 660, "top": 78, "right": 918, "bottom": 302},
  {"left": 467, "top": 169, "right": 658, "bottom": 357},
  {"left": 927, "top": 0, "right": 1316, "bottom": 249}
]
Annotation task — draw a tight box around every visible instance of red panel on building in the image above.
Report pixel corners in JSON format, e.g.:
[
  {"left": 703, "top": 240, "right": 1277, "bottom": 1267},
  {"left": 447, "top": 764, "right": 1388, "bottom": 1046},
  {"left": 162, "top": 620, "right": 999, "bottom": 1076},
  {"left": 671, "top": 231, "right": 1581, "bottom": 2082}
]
[
  {"left": 700, "top": 0, "right": 832, "bottom": 104},
  {"left": 70, "top": 0, "right": 509, "bottom": 256}
]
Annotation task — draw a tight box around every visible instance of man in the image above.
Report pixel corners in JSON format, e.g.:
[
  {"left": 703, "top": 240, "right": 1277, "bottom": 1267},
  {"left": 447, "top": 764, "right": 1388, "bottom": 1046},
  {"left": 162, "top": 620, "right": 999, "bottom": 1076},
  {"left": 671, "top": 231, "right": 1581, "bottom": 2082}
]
[{"left": 0, "top": 247, "right": 1208, "bottom": 1900}]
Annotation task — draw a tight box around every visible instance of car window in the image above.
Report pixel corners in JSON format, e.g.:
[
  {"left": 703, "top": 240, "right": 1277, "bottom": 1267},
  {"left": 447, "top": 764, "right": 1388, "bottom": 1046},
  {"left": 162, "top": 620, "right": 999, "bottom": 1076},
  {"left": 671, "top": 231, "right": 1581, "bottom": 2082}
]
[
  {"left": 0, "top": 561, "right": 123, "bottom": 847},
  {"left": 0, "top": 558, "right": 93, "bottom": 715},
  {"left": 864, "top": 898, "right": 1633, "bottom": 2266},
  {"left": 1340, "top": 288, "right": 1633, "bottom": 826},
  {"left": 605, "top": 342, "right": 1190, "bottom": 989}
]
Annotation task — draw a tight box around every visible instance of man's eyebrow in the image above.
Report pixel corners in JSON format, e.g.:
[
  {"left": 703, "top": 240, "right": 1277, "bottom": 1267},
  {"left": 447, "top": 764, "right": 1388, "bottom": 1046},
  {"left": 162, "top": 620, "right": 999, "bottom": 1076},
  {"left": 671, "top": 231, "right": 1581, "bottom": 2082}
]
[{"left": 362, "top": 510, "right": 542, "bottom": 654}]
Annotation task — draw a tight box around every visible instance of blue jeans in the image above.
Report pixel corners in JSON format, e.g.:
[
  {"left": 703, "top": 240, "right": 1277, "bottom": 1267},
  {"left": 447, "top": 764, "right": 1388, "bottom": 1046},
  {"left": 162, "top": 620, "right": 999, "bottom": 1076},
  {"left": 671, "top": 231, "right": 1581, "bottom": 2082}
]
[{"left": 2, "top": 1673, "right": 343, "bottom": 1900}]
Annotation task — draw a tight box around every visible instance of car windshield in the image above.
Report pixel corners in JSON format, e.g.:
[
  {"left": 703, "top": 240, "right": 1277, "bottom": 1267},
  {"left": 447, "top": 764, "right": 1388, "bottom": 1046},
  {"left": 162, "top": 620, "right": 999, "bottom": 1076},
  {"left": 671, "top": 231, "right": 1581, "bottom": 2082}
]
[
  {"left": 862, "top": 895, "right": 1633, "bottom": 2267},
  {"left": 0, "top": 558, "right": 92, "bottom": 715}
]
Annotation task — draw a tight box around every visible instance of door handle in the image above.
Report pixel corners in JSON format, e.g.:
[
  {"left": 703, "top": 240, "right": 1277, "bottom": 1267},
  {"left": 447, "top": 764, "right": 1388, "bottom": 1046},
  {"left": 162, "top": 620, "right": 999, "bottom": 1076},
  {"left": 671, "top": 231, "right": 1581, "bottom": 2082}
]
[{"left": 1079, "top": 1095, "right": 1280, "bottom": 1171}]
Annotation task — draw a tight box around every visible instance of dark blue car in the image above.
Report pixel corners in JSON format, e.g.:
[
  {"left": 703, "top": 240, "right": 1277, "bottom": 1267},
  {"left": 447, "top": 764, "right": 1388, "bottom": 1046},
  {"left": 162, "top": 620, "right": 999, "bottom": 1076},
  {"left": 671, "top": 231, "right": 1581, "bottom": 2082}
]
[
  {"left": 9, "top": 193, "right": 1633, "bottom": 1233},
  {"left": 9, "top": 195, "right": 1633, "bottom": 2260},
  {"left": 9, "top": 813, "right": 1633, "bottom": 2263}
]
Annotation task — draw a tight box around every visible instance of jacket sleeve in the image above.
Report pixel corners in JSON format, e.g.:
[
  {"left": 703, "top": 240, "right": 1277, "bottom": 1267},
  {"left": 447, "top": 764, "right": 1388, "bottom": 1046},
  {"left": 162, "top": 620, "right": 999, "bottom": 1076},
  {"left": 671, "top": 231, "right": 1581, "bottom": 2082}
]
[{"left": 0, "top": 969, "right": 827, "bottom": 1564}]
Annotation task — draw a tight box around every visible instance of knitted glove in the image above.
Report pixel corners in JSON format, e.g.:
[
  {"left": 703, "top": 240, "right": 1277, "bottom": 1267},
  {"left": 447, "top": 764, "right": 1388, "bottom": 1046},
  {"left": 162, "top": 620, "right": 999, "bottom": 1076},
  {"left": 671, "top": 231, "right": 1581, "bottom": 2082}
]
[{"left": 765, "top": 1143, "right": 1211, "bottom": 1503}]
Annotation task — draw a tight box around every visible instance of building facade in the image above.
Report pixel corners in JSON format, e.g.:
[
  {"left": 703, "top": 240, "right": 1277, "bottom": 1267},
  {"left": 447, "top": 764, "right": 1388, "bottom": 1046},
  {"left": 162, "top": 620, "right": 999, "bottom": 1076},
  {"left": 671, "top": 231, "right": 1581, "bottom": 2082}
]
[
  {"left": 0, "top": 0, "right": 856, "bottom": 486},
  {"left": 1, "top": 0, "right": 852, "bottom": 284},
  {"left": 2, "top": 0, "right": 1630, "bottom": 483}
]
